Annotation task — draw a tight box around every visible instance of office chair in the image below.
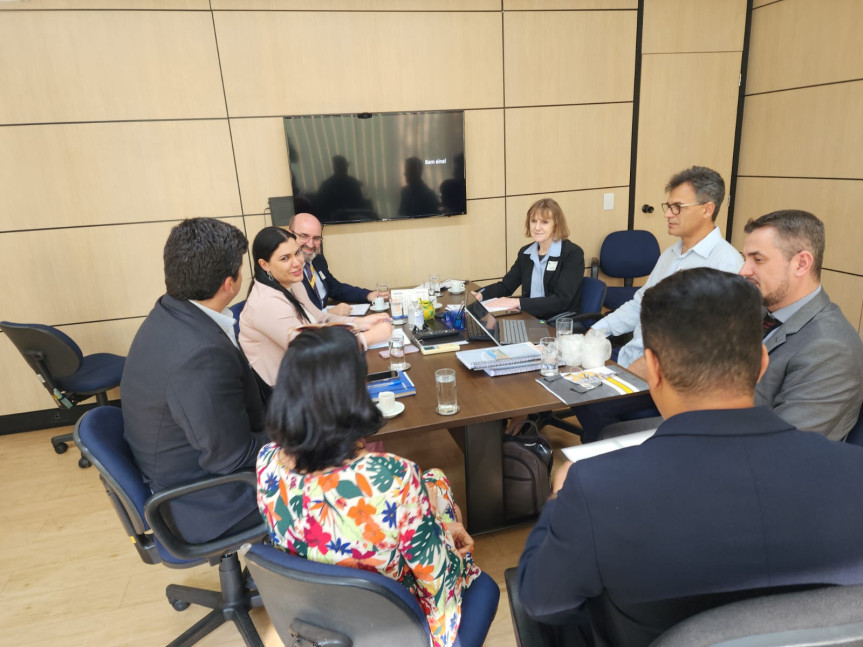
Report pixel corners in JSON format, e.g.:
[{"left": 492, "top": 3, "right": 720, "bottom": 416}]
[
  {"left": 1, "top": 320, "right": 125, "bottom": 468},
  {"left": 505, "top": 567, "right": 549, "bottom": 647},
  {"left": 844, "top": 404, "right": 863, "bottom": 446},
  {"left": 229, "top": 299, "right": 246, "bottom": 338},
  {"left": 590, "top": 230, "right": 660, "bottom": 312},
  {"left": 245, "top": 542, "right": 501, "bottom": 647},
  {"left": 651, "top": 584, "right": 863, "bottom": 646},
  {"left": 531, "top": 276, "right": 608, "bottom": 437},
  {"left": 73, "top": 406, "right": 267, "bottom": 647}
]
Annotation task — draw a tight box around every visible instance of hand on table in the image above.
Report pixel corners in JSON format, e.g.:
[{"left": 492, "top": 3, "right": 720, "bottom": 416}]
[
  {"left": 471, "top": 290, "right": 483, "bottom": 302},
  {"left": 329, "top": 302, "right": 352, "bottom": 317},
  {"left": 484, "top": 296, "right": 521, "bottom": 311},
  {"left": 367, "top": 290, "right": 390, "bottom": 302}
]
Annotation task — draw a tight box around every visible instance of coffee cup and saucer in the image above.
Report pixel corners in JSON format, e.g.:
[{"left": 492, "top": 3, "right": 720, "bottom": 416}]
[
  {"left": 448, "top": 280, "right": 466, "bottom": 295},
  {"left": 370, "top": 296, "right": 389, "bottom": 313},
  {"left": 376, "top": 391, "right": 405, "bottom": 418}
]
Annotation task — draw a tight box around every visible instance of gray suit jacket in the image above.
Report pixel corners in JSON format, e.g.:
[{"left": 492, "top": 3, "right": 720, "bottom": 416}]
[{"left": 757, "top": 289, "right": 863, "bottom": 440}]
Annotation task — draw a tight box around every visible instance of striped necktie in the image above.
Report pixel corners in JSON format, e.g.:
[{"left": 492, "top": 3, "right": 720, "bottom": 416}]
[{"left": 304, "top": 263, "right": 316, "bottom": 289}]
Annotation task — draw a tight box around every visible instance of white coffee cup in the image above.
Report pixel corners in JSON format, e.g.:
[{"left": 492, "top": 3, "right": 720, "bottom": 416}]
[
  {"left": 372, "top": 296, "right": 386, "bottom": 309},
  {"left": 378, "top": 391, "right": 397, "bottom": 414},
  {"left": 450, "top": 280, "right": 465, "bottom": 293}
]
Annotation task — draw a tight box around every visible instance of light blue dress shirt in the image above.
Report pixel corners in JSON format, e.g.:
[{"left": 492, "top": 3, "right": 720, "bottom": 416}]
[
  {"left": 191, "top": 300, "right": 239, "bottom": 348},
  {"left": 524, "top": 238, "right": 562, "bottom": 300}
]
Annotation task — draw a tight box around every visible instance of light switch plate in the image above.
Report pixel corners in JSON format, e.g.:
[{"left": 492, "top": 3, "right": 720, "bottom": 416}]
[{"left": 603, "top": 193, "right": 614, "bottom": 210}]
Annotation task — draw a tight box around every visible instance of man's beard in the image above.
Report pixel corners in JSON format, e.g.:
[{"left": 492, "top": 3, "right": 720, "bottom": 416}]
[
  {"left": 301, "top": 247, "right": 318, "bottom": 264},
  {"left": 762, "top": 275, "right": 790, "bottom": 310}
]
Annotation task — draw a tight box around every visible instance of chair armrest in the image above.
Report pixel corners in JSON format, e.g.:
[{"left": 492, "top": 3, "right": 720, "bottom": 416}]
[
  {"left": 571, "top": 312, "right": 604, "bottom": 324},
  {"left": 590, "top": 257, "right": 599, "bottom": 279},
  {"left": 144, "top": 470, "right": 267, "bottom": 561},
  {"left": 546, "top": 311, "right": 579, "bottom": 324}
]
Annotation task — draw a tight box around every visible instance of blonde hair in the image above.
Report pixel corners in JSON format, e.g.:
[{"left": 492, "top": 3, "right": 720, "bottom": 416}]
[{"left": 524, "top": 198, "right": 569, "bottom": 240}]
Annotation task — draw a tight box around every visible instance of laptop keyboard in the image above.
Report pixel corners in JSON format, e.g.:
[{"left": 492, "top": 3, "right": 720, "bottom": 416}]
[
  {"left": 466, "top": 315, "right": 489, "bottom": 341},
  {"left": 500, "top": 319, "right": 529, "bottom": 344}
]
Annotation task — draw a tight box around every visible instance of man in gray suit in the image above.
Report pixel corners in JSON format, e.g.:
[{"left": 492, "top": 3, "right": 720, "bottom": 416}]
[
  {"left": 740, "top": 210, "right": 863, "bottom": 440},
  {"left": 122, "top": 218, "right": 267, "bottom": 543}
]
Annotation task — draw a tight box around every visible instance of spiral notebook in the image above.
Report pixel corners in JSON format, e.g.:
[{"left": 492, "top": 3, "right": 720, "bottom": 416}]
[{"left": 456, "top": 342, "right": 540, "bottom": 370}]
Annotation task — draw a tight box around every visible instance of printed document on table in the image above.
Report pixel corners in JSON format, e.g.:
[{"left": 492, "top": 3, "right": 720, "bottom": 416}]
[
  {"left": 325, "top": 303, "right": 370, "bottom": 316},
  {"left": 562, "top": 430, "right": 655, "bottom": 463}
]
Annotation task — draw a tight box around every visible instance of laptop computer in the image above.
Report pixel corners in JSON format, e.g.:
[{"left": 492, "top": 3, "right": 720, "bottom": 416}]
[{"left": 465, "top": 291, "right": 550, "bottom": 346}]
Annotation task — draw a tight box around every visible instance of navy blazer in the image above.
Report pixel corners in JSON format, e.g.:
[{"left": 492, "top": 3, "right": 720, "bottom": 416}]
[
  {"left": 301, "top": 253, "right": 371, "bottom": 309},
  {"left": 518, "top": 407, "right": 863, "bottom": 646},
  {"left": 480, "top": 239, "right": 584, "bottom": 320},
  {"left": 122, "top": 295, "right": 267, "bottom": 544}
]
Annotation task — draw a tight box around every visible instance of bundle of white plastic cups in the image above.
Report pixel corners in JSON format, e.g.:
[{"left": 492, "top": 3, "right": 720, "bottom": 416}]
[{"left": 558, "top": 329, "right": 611, "bottom": 369}]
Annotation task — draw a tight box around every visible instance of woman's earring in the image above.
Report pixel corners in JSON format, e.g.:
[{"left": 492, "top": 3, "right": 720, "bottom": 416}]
[{"left": 267, "top": 270, "right": 274, "bottom": 281}]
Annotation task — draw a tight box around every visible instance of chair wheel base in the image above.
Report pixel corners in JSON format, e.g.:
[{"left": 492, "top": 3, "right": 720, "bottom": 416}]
[
  {"left": 169, "top": 598, "right": 191, "bottom": 612},
  {"left": 54, "top": 442, "right": 68, "bottom": 454},
  {"left": 78, "top": 456, "right": 91, "bottom": 468}
]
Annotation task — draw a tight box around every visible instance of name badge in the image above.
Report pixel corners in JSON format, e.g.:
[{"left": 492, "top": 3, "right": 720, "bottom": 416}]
[
  {"left": 546, "top": 261, "right": 558, "bottom": 272},
  {"left": 319, "top": 271, "right": 327, "bottom": 279}
]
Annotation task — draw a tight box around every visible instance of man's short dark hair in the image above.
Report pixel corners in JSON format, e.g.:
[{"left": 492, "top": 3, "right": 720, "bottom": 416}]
[
  {"left": 641, "top": 268, "right": 763, "bottom": 396},
  {"left": 665, "top": 166, "right": 726, "bottom": 222},
  {"left": 163, "top": 218, "right": 247, "bottom": 301},
  {"left": 743, "top": 210, "right": 825, "bottom": 280}
]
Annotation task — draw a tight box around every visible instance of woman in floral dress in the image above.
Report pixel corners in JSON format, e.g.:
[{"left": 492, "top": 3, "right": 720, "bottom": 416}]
[{"left": 256, "top": 326, "right": 483, "bottom": 647}]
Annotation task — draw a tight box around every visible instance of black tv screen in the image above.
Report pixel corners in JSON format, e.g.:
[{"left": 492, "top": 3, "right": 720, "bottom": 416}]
[{"left": 276, "top": 110, "right": 466, "bottom": 225}]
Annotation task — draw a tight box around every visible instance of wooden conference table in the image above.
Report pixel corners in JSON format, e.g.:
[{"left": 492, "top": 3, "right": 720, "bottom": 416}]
[{"left": 363, "top": 289, "right": 639, "bottom": 534}]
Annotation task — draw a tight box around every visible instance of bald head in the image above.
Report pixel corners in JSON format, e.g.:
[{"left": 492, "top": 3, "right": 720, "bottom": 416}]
[{"left": 289, "top": 212, "right": 322, "bottom": 262}]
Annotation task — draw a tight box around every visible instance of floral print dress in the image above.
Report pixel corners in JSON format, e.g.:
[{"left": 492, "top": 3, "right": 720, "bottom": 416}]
[{"left": 256, "top": 443, "right": 482, "bottom": 647}]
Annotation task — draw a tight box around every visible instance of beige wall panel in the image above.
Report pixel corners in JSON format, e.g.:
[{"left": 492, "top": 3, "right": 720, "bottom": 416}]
[
  {"left": 0, "top": 11, "right": 225, "bottom": 124},
  {"left": 0, "top": 318, "right": 144, "bottom": 417},
  {"left": 214, "top": 11, "right": 503, "bottom": 116},
  {"left": 505, "top": 0, "right": 635, "bottom": 7},
  {"left": 504, "top": 11, "right": 636, "bottom": 107},
  {"left": 0, "top": 1, "right": 206, "bottom": 8},
  {"left": 214, "top": 0, "right": 497, "bottom": 8},
  {"left": 505, "top": 104, "right": 632, "bottom": 196},
  {"left": 465, "top": 110, "right": 505, "bottom": 199},
  {"left": 505, "top": 190, "right": 629, "bottom": 268},
  {"left": 633, "top": 52, "right": 741, "bottom": 247},
  {"left": 753, "top": 0, "right": 776, "bottom": 7},
  {"left": 747, "top": 0, "right": 863, "bottom": 94},
  {"left": 642, "top": 0, "right": 746, "bottom": 53},
  {"left": 731, "top": 177, "right": 863, "bottom": 276},
  {"left": 738, "top": 82, "right": 863, "bottom": 180},
  {"left": 1, "top": 217, "right": 246, "bottom": 325},
  {"left": 0, "top": 121, "right": 241, "bottom": 232},
  {"left": 821, "top": 270, "right": 863, "bottom": 340},
  {"left": 230, "top": 111, "right": 504, "bottom": 215},
  {"left": 238, "top": 215, "right": 270, "bottom": 291},
  {"left": 230, "top": 118, "right": 294, "bottom": 217},
  {"left": 321, "top": 198, "right": 505, "bottom": 290}
]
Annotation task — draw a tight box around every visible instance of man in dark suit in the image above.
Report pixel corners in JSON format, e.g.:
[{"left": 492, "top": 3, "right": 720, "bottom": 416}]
[
  {"left": 289, "top": 212, "right": 386, "bottom": 316},
  {"left": 740, "top": 210, "right": 863, "bottom": 440},
  {"left": 122, "top": 218, "right": 267, "bottom": 544},
  {"left": 517, "top": 268, "right": 863, "bottom": 647}
]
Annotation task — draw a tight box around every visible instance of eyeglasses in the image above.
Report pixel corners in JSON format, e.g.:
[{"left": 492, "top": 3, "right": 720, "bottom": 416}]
[
  {"left": 661, "top": 202, "right": 707, "bottom": 216},
  {"left": 293, "top": 232, "right": 323, "bottom": 245}
]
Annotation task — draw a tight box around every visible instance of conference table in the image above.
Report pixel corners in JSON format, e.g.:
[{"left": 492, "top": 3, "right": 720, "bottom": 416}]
[{"left": 363, "top": 288, "right": 646, "bottom": 534}]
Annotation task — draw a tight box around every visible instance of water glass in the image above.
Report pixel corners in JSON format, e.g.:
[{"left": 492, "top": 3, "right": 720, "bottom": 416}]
[
  {"left": 429, "top": 273, "right": 441, "bottom": 297},
  {"left": 389, "top": 336, "right": 410, "bottom": 371},
  {"left": 540, "top": 336, "right": 559, "bottom": 377},
  {"left": 435, "top": 368, "right": 458, "bottom": 415},
  {"left": 376, "top": 281, "right": 389, "bottom": 300},
  {"left": 556, "top": 317, "right": 574, "bottom": 338}
]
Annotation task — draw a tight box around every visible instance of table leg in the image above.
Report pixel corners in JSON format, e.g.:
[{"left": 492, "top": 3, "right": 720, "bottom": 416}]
[{"left": 463, "top": 420, "right": 505, "bottom": 534}]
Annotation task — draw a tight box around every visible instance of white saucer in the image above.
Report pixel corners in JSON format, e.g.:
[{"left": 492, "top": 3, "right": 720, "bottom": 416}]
[
  {"left": 434, "top": 301, "right": 443, "bottom": 309},
  {"left": 370, "top": 304, "right": 389, "bottom": 313},
  {"left": 377, "top": 400, "right": 405, "bottom": 418},
  {"left": 449, "top": 289, "right": 465, "bottom": 295}
]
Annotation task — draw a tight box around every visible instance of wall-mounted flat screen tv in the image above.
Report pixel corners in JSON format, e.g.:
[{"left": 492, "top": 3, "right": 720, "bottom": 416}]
[{"left": 274, "top": 110, "right": 466, "bottom": 226}]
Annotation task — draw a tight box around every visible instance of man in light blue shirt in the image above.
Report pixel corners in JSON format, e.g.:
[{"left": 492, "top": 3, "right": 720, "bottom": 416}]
[{"left": 592, "top": 166, "right": 742, "bottom": 376}]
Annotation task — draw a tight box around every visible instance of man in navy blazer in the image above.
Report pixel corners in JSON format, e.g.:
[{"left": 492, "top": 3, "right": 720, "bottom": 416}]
[
  {"left": 740, "top": 210, "right": 863, "bottom": 440},
  {"left": 122, "top": 218, "right": 267, "bottom": 544},
  {"left": 289, "top": 212, "right": 386, "bottom": 315},
  {"left": 517, "top": 268, "right": 863, "bottom": 647}
]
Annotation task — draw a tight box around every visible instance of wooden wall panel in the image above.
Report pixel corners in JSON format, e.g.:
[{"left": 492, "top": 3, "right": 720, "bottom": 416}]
[
  {"left": 747, "top": 0, "right": 863, "bottom": 94},
  {"left": 0, "top": 318, "right": 144, "bottom": 417},
  {"left": 753, "top": 0, "right": 777, "bottom": 7},
  {"left": 214, "top": 0, "right": 498, "bottom": 8},
  {"left": 642, "top": 0, "right": 746, "bottom": 53},
  {"left": 465, "top": 110, "right": 506, "bottom": 200},
  {"left": 0, "top": 121, "right": 241, "bottom": 231},
  {"left": 505, "top": 104, "right": 632, "bottom": 196},
  {"left": 505, "top": 189, "right": 629, "bottom": 266},
  {"left": 0, "top": 11, "right": 225, "bottom": 124},
  {"left": 504, "top": 0, "right": 636, "bottom": 8},
  {"left": 214, "top": 11, "right": 503, "bottom": 117},
  {"left": 731, "top": 177, "right": 863, "bottom": 276},
  {"left": 321, "top": 198, "right": 506, "bottom": 289},
  {"left": 738, "top": 82, "right": 863, "bottom": 180},
  {"left": 504, "top": 11, "right": 636, "bottom": 106},
  {"left": 0, "top": 1, "right": 207, "bottom": 8},
  {"left": 822, "top": 270, "right": 863, "bottom": 339}
]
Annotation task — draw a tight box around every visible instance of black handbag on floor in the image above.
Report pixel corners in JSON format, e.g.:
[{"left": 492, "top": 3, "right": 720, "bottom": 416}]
[{"left": 502, "top": 420, "right": 553, "bottom": 520}]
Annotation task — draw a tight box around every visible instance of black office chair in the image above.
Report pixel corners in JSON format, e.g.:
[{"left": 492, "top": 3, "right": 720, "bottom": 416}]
[
  {"left": 531, "top": 276, "right": 608, "bottom": 436},
  {"left": 229, "top": 299, "right": 246, "bottom": 338},
  {"left": 1, "top": 320, "right": 125, "bottom": 468},
  {"left": 651, "top": 584, "right": 863, "bottom": 646},
  {"left": 590, "top": 230, "right": 660, "bottom": 312},
  {"left": 74, "top": 406, "right": 267, "bottom": 647},
  {"left": 844, "top": 404, "right": 863, "bottom": 446},
  {"left": 245, "top": 542, "right": 501, "bottom": 647}
]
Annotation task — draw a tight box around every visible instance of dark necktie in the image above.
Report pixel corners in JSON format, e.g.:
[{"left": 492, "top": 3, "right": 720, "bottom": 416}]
[{"left": 762, "top": 312, "right": 781, "bottom": 338}]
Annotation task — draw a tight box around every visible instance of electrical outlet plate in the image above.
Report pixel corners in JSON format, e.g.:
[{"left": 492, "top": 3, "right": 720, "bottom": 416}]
[{"left": 603, "top": 193, "right": 614, "bottom": 210}]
